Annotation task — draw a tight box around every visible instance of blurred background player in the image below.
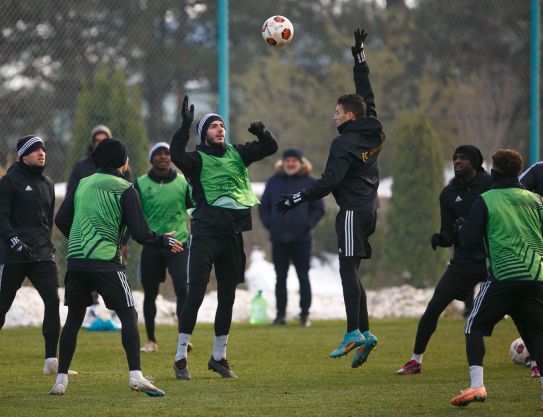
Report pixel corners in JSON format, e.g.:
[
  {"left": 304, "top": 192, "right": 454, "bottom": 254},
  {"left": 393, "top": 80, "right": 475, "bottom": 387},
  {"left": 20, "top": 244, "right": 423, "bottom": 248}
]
[
  {"left": 135, "top": 142, "right": 191, "bottom": 353},
  {"left": 170, "top": 95, "right": 277, "bottom": 380},
  {"left": 396, "top": 145, "right": 491, "bottom": 375},
  {"left": 54, "top": 138, "right": 182, "bottom": 396},
  {"left": 259, "top": 148, "right": 324, "bottom": 327},
  {"left": 276, "top": 28, "right": 384, "bottom": 369},
  {"left": 520, "top": 158, "right": 543, "bottom": 195},
  {"left": 451, "top": 149, "right": 543, "bottom": 409},
  {"left": 0, "top": 136, "right": 76, "bottom": 376}
]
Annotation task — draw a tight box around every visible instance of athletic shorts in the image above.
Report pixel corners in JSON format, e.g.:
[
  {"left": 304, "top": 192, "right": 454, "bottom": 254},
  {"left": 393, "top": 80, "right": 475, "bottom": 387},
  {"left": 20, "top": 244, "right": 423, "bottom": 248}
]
[
  {"left": 335, "top": 209, "right": 376, "bottom": 258},
  {"left": 434, "top": 259, "right": 488, "bottom": 301},
  {"left": 465, "top": 280, "right": 543, "bottom": 337},
  {"left": 64, "top": 269, "right": 134, "bottom": 310},
  {"left": 186, "top": 233, "right": 246, "bottom": 285},
  {"left": 140, "top": 245, "right": 188, "bottom": 285}
]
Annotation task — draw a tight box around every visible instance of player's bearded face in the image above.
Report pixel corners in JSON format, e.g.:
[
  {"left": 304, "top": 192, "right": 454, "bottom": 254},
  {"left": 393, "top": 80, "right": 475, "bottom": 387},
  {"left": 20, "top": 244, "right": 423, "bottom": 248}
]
[
  {"left": 333, "top": 104, "right": 353, "bottom": 127},
  {"left": 453, "top": 153, "right": 474, "bottom": 179},
  {"left": 204, "top": 121, "right": 226, "bottom": 149},
  {"left": 22, "top": 147, "right": 46, "bottom": 167}
]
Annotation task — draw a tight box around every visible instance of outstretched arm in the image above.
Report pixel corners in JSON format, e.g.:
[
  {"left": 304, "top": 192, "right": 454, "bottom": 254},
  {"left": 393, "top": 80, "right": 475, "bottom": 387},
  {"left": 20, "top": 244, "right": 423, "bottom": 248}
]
[
  {"left": 235, "top": 121, "right": 278, "bottom": 166},
  {"left": 170, "top": 95, "right": 201, "bottom": 176},
  {"left": 352, "top": 28, "right": 377, "bottom": 118}
]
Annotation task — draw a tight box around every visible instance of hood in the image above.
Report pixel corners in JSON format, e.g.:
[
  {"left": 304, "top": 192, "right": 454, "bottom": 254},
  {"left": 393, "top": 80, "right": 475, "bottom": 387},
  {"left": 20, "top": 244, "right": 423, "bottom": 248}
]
[
  {"left": 450, "top": 170, "right": 490, "bottom": 187},
  {"left": 273, "top": 157, "right": 312, "bottom": 176}
]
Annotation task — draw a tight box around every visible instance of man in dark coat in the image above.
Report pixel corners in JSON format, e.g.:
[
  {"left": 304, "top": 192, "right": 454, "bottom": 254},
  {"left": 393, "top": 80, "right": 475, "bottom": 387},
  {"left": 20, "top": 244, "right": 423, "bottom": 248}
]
[{"left": 259, "top": 148, "right": 324, "bottom": 327}]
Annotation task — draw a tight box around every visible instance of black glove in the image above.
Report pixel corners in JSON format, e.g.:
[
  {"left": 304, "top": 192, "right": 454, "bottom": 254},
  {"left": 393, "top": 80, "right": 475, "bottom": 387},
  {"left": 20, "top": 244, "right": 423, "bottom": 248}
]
[
  {"left": 351, "top": 28, "right": 368, "bottom": 64},
  {"left": 181, "top": 95, "right": 194, "bottom": 127},
  {"left": 276, "top": 192, "right": 305, "bottom": 214},
  {"left": 430, "top": 233, "right": 447, "bottom": 251},
  {"left": 9, "top": 236, "right": 32, "bottom": 259},
  {"left": 452, "top": 217, "right": 466, "bottom": 238},
  {"left": 248, "top": 120, "right": 266, "bottom": 136}
]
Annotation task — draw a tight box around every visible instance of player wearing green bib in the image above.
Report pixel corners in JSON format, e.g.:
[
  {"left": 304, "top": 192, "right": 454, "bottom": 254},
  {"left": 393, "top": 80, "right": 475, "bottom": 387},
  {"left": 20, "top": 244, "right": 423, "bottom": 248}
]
[
  {"left": 451, "top": 149, "right": 543, "bottom": 409},
  {"left": 135, "top": 142, "right": 191, "bottom": 353},
  {"left": 170, "top": 96, "right": 277, "bottom": 380}
]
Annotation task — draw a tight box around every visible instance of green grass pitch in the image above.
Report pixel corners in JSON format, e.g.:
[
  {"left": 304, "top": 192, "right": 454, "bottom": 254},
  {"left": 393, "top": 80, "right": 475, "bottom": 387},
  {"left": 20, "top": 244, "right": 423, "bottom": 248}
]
[{"left": 0, "top": 318, "right": 540, "bottom": 416}]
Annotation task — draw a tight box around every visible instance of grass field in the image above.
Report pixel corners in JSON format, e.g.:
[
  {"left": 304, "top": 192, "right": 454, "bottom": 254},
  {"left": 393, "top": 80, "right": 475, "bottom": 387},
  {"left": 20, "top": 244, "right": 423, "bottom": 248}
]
[{"left": 0, "top": 318, "right": 540, "bottom": 417}]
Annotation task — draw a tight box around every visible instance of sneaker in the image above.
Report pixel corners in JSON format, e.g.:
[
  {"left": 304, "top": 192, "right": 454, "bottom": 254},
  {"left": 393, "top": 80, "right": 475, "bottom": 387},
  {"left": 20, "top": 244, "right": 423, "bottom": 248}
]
[
  {"left": 173, "top": 358, "right": 191, "bottom": 380},
  {"left": 396, "top": 359, "right": 422, "bottom": 375},
  {"left": 300, "top": 315, "right": 311, "bottom": 328},
  {"left": 329, "top": 330, "right": 365, "bottom": 358},
  {"left": 140, "top": 340, "right": 158, "bottom": 353},
  {"left": 351, "top": 332, "right": 378, "bottom": 368},
  {"left": 129, "top": 376, "right": 165, "bottom": 397},
  {"left": 43, "top": 359, "right": 78, "bottom": 376},
  {"left": 49, "top": 383, "right": 66, "bottom": 395},
  {"left": 450, "top": 387, "right": 487, "bottom": 407},
  {"left": 531, "top": 364, "right": 540, "bottom": 378},
  {"left": 272, "top": 316, "right": 287, "bottom": 325},
  {"left": 208, "top": 356, "right": 237, "bottom": 378}
]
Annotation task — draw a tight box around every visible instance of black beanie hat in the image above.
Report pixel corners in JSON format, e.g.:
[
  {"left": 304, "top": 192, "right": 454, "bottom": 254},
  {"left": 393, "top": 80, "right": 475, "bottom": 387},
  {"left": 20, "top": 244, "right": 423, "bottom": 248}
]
[
  {"left": 92, "top": 138, "right": 128, "bottom": 169},
  {"left": 454, "top": 145, "right": 484, "bottom": 172},
  {"left": 196, "top": 113, "right": 224, "bottom": 142},
  {"left": 17, "top": 135, "right": 46, "bottom": 160},
  {"left": 282, "top": 148, "right": 303, "bottom": 162}
]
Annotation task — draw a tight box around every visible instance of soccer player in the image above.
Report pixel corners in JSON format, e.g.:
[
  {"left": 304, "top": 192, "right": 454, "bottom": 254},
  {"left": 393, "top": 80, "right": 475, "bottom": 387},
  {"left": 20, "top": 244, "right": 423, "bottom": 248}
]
[
  {"left": 450, "top": 149, "right": 543, "bottom": 408},
  {"left": 259, "top": 148, "right": 325, "bottom": 326},
  {"left": 53, "top": 138, "right": 182, "bottom": 396},
  {"left": 135, "top": 142, "right": 190, "bottom": 353},
  {"left": 170, "top": 95, "right": 277, "bottom": 380},
  {"left": 0, "top": 136, "right": 75, "bottom": 376},
  {"left": 520, "top": 159, "right": 543, "bottom": 195},
  {"left": 276, "top": 29, "right": 384, "bottom": 368},
  {"left": 396, "top": 145, "right": 491, "bottom": 375}
]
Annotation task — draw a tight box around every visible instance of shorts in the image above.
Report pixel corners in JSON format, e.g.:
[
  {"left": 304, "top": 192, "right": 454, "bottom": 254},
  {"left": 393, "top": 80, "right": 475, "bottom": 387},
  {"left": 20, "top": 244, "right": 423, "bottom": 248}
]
[
  {"left": 140, "top": 245, "right": 188, "bottom": 285},
  {"left": 434, "top": 259, "right": 488, "bottom": 301},
  {"left": 335, "top": 209, "right": 376, "bottom": 258},
  {"left": 64, "top": 269, "right": 134, "bottom": 310},
  {"left": 186, "top": 233, "right": 246, "bottom": 285}
]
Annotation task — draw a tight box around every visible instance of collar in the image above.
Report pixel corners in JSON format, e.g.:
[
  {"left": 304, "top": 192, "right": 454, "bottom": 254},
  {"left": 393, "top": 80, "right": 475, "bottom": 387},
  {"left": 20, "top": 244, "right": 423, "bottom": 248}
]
[
  {"left": 18, "top": 161, "right": 45, "bottom": 176},
  {"left": 490, "top": 169, "right": 523, "bottom": 189},
  {"left": 148, "top": 168, "right": 177, "bottom": 184},
  {"left": 196, "top": 143, "right": 227, "bottom": 157},
  {"left": 98, "top": 167, "right": 125, "bottom": 178}
]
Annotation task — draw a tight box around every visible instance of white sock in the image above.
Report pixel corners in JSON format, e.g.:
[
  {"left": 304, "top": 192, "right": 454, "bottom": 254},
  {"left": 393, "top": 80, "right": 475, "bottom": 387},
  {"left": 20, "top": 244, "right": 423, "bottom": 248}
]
[
  {"left": 175, "top": 333, "right": 192, "bottom": 361},
  {"left": 469, "top": 365, "right": 484, "bottom": 389},
  {"left": 55, "top": 373, "right": 68, "bottom": 386},
  {"left": 532, "top": 360, "right": 538, "bottom": 368},
  {"left": 212, "top": 335, "right": 229, "bottom": 361},
  {"left": 411, "top": 353, "right": 423, "bottom": 363},
  {"left": 129, "top": 370, "right": 143, "bottom": 380}
]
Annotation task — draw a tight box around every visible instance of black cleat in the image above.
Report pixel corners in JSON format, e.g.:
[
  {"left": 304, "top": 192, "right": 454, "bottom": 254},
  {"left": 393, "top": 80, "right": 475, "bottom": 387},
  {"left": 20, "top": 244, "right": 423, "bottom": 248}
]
[
  {"left": 272, "top": 316, "right": 287, "bottom": 325},
  {"left": 208, "top": 356, "right": 237, "bottom": 378},
  {"left": 173, "top": 358, "right": 191, "bottom": 380}
]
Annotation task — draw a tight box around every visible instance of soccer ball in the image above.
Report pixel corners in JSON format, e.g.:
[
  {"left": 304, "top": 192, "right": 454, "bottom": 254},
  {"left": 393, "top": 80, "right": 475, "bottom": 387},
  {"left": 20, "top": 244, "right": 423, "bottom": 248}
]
[
  {"left": 509, "top": 337, "right": 531, "bottom": 366},
  {"left": 261, "top": 15, "right": 294, "bottom": 47}
]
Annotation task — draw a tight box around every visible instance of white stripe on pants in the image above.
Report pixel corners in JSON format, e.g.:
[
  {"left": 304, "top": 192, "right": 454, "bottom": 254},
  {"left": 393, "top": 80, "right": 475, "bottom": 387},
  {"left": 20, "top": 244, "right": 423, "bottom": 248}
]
[
  {"left": 344, "top": 210, "right": 354, "bottom": 257},
  {"left": 117, "top": 271, "right": 134, "bottom": 307},
  {"left": 465, "top": 281, "right": 491, "bottom": 334}
]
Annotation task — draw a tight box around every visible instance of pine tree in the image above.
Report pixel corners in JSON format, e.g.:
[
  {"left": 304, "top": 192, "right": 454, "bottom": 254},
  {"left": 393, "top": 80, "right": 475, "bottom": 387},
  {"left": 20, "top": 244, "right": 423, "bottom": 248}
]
[{"left": 383, "top": 112, "right": 448, "bottom": 287}]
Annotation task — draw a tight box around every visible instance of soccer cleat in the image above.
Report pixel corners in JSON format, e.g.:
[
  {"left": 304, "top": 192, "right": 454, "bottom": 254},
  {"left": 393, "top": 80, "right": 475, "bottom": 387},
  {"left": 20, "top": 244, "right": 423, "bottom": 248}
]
[
  {"left": 129, "top": 376, "right": 165, "bottom": 397},
  {"left": 140, "top": 341, "right": 158, "bottom": 353},
  {"left": 49, "top": 383, "right": 66, "bottom": 395},
  {"left": 329, "top": 330, "right": 365, "bottom": 358},
  {"left": 208, "top": 357, "right": 237, "bottom": 378},
  {"left": 300, "top": 315, "right": 311, "bottom": 328},
  {"left": 450, "top": 387, "right": 487, "bottom": 407},
  {"left": 173, "top": 358, "right": 191, "bottom": 380},
  {"left": 272, "top": 316, "right": 287, "bottom": 325},
  {"left": 396, "top": 359, "right": 422, "bottom": 375},
  {"left": 531, "top": 364, "right": 540, "bottom": 378},
  {"left": 351, "top": 332, "right": 378, "bottom": 368},
  {"left": 43, "top": 359, "right": 78, "bottom": 376}
]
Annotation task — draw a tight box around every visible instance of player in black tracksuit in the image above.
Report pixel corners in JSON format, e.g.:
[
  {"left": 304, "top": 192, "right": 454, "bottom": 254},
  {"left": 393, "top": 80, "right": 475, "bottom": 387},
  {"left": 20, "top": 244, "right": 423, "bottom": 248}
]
[
  {"left": 396, "top": 145, "right": 492, "bottom": 375},
  {"left": 0, "top": 136, "right": 64, "bottom": 375},
  {"left": 277, "top": 29, "right": 384, "bottom": 368},
  {"left": 520, "top": 161, "right": 543, "bottom": 195}
]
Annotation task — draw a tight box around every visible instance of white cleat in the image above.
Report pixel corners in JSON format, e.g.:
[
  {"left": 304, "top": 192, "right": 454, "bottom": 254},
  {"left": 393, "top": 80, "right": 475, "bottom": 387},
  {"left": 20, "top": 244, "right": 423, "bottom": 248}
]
[
  {"left": 43, "top": 359, "right": 78, "bottom": 376},
  {"left": 129, "top": 376, "right": 165, "bottom": 397},
  {"left": 49, "top": 383, "right": 66, "bottom": 395},
  {"left": 140, "top": 341, "right": 158, "bottom": 353}
]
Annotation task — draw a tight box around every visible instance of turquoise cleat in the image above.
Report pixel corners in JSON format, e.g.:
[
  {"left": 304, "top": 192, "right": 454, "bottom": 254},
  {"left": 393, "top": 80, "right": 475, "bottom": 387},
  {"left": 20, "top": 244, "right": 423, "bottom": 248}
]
[
  {"left": 351, "top": 331, "right": 378, "bottom": 368},
  {"left": 329, "top": 330, "right": 365, "bottom": 358}
]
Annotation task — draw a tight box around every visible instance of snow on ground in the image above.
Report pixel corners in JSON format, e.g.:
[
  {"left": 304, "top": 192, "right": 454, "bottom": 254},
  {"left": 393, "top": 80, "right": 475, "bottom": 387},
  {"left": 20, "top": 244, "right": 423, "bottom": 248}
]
[{"left": 3, "top": 250, "right": 463, "bottom": 328}]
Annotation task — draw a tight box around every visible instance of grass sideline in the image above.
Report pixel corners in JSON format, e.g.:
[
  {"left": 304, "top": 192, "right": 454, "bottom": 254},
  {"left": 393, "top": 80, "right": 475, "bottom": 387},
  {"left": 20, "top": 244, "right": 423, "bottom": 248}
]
[{"left": 0, "top": 318, "right": 540, "bottom": 417}]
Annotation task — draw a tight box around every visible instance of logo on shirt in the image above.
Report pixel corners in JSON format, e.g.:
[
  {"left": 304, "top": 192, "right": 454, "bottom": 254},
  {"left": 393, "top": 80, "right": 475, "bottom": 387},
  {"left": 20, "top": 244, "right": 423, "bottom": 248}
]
[
  {"left": 25, "top": 185, "right": 33, "bottom": 191},
  {"left": 455, "top": 195, "right": 462, "bottom": 203}
]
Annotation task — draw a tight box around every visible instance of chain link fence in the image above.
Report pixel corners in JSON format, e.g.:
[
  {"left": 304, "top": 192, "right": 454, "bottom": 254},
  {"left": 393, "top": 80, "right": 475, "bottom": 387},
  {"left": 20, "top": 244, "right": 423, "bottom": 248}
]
[{"left": 0, "top": 0, "right": 534, "bottom": 287}]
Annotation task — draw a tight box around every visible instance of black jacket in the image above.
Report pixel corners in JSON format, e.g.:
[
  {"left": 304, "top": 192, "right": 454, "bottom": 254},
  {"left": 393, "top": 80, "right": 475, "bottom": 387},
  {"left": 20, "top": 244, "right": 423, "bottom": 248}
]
[
  {"left": 259, "top": 160, "right": 325, "bottom": 242},
  {"left": 302, "top": 62, "right": 385, "bottom": 211},
  {"left": 520, "top": 162, "right": 543, "bottom": 196},
  {"left": 170, "top": 126, "right": 278, "bottom": 236},
  {"left": 56, "top": 169, "right": 168, "bottom": 271},
  {"left": 0, "top": 162, "right": 55, "bottom": 263},
  {"left": 436, "top": 171, "right": 492, "bottom": 262}
]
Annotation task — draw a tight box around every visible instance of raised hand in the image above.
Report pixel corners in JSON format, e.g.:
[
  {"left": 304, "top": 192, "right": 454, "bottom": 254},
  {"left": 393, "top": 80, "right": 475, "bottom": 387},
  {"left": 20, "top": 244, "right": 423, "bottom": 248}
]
[
  {"left": 351, "top": 28, "right": 368, "bottom": 62},
  {"left": 248, "top": 120, "right": 266, "bottom": 136},
  {"left": 181, "top": 95, "right": 194, "bottom": 126}
]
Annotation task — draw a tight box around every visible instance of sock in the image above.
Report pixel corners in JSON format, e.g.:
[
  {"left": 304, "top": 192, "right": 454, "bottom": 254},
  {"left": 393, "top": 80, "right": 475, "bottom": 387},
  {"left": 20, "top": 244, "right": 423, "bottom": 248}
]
[
  {"left": 411, "top": 353, "right": 423, "bottom": 363},
  {"left": 532, "top": 360, "right": 538, "bottom": 368},
  {"left": 469, "top": 365, "right": 484, "bottom": 389},
  {"left": 175, "top": 333, "right": 191, "bottom": 361},
  {"left": 213, "top": 335, "right": 229, "bottom": 361},
  {"left": 55, "top": 373, "right": 68, "bottom": 386},
  {"left": 129, "top": 370, "right": 143, "bottom": 380}
]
